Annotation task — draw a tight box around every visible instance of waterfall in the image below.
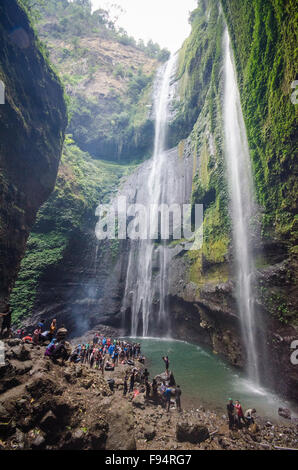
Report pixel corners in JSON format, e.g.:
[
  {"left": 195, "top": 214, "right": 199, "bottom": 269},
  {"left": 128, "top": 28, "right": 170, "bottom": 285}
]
[
  {"left": 122, "top": 55, "right": 177, "bottom": 337},
  {"left": 223, "top": 29, "right": 260, "bottom": 384}
]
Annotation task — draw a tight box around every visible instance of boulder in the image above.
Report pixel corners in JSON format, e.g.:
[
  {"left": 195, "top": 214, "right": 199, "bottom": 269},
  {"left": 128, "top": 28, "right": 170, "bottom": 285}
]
[
  {"left": 278, "top": 408, "right": 291, "bottom": 420},
  {"left": 132, "top": 393, "right": 146, "bottom": 409},
  {"left": 11, "top": 344, "right": 32, "bottom": 361},
  {"left": 176, "top": 421, "right": 210, "bottom": 444}
]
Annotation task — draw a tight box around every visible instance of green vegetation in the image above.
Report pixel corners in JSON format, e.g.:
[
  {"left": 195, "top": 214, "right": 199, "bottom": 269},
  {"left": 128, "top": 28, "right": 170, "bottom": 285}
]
[
  {"left": 10, "top": 137, "right": 134, "bottom": 324},
  {"left": 221, "top": 0, "right": 298, "bottom": 246},
  {"left": 169, "top": 0, "right": 224, "bottom": 146},
  {"left": 175, "top": 0, "right": 230, "bottom": 286},
  {"left": 258, "top": 286, "right": 297, "bottom": 326},
  {"left": 27, "top": 0, "right": 168, "bottom": 162},
  {"left": 31, "top": 0, "right": 170, "bottom": 61}
]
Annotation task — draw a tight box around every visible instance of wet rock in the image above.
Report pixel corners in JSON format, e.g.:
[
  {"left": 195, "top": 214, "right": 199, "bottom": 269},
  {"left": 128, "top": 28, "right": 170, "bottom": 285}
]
[
  {"left": 278, "top": 408, "right": 291, "bottom": 420},
  {"left": 176, "top": 422, "right": 210, "bottom": 444}
]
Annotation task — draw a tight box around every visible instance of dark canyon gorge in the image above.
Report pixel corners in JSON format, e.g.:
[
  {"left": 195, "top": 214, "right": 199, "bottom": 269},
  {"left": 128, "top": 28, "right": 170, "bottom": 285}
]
[{"left": 0, "top": 0, "right": 297, "bottom": 452}]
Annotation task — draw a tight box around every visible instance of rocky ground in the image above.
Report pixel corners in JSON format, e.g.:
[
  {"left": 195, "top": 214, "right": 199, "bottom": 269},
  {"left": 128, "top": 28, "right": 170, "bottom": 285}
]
[{"left": 0, "top": 334, "right": 298, "bottom": 451}]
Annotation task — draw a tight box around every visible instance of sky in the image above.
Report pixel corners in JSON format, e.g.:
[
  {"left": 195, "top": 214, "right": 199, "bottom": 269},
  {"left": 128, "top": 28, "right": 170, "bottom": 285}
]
[{"left": 91, "top": 0, "right": 198, "bottom": 52}]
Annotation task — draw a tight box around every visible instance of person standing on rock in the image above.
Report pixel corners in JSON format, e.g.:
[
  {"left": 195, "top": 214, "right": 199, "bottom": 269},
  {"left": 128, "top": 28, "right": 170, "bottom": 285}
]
[
  {"left": 145, "top": 380, "right": 151, "bottom": 400},
  {"left": 129, "top": 371, "right": 135, "bottom": 392},
  {"left": 235, "top": 400, "right": 245, "bottom": 428},
  {"left": 142, "top": 368, "right": 149, "bottom": 384},
  {"left": 165, "top": 387, "right": 172, "bottom": 412},
  {"left": 100, "top": 353, "right": 105, "bottom": 376},
  {"left": 152, "top": 378, "right": 158, "bottom": 402},
  {"left": 123, "top": 375, "right": 128, "bottom": 396},
  {"left": 48, "top": 319, "right": 57, "bottom": 340},
  {"left": 175, "top": 385, "right": 182, "bottom": 412},
  {"left": 227, "top": 398, "right": 235, "bottom": 430},
  {"left": 162, "top": 356, "right": 169, "bottom": 376}
]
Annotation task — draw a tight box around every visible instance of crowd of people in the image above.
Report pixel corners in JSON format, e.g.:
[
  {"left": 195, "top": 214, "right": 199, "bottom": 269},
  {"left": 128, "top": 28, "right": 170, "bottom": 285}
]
[
  {"left": 5, "top": 318, "right": 259, "bottom": 425},
  {"left": 69, "top": 335, "right": 143, "bottom": 374},
  {"left": 11, "top": 319, "right": 183, "bottom": 413},
  {"left": 69, "top": 335, "right": 183, "bottom": 412}
]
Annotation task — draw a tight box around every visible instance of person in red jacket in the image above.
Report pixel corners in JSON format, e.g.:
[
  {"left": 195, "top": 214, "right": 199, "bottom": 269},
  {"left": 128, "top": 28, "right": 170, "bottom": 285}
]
[{"left": 235, "top": 400, "right": 245, "bottom": 428}]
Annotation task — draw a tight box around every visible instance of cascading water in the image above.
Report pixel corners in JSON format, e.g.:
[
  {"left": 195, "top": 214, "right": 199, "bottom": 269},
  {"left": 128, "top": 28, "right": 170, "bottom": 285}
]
[
  {"left": 122, "top": 55, "right": 177, "bottom": 337},
  {"left": 223, "top": 29, "right": 260, "bottom": 384}
]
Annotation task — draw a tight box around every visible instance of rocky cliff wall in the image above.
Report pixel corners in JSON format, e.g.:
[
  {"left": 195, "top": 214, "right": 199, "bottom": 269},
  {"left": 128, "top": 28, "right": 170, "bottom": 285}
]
[
  {"left": 164, "top": 0, "right": 298, "bottom": 401},
  {"left": 0, "top": 0, "right": 67, "bottom": 314}
]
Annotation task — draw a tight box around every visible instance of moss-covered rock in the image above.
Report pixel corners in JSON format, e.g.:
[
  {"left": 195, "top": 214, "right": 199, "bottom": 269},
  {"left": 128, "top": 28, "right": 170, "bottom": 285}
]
[{"left": 221, "top": 0, "right": 298, "bottom": 246}]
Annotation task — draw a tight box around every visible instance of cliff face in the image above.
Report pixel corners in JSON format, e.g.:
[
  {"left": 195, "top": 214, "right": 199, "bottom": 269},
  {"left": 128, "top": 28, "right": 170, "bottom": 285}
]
[
  {"left": 0, "top": 0, "right": 67, "bottom": 313},
  {"left": 222, "top": 0, "right": 297, "bottom": 247},
  {"left": 164, "top": 0, "right": 298, "bottom": 400},
  {"left": 10, "top": 138, "right": 133, "bottom": 330},
  {"left": 33, "top": 0, "right": 164, "bottom": 162}
]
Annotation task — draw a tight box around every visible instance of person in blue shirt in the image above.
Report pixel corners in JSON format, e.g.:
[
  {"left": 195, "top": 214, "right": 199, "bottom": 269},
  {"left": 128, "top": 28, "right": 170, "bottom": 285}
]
[{"left": 164, "top": 387, "right": 172, "bottom": 412}]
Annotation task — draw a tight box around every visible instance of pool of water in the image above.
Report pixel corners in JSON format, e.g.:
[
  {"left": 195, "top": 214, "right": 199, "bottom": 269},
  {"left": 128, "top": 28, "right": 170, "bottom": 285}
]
[{"left": 127, "top": 337, "right": 298, "bottom": 422}]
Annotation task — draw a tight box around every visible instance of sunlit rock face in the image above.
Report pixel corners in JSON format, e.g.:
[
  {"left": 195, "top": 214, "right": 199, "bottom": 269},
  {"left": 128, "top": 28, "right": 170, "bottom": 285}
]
[{"left": 0, "top": 0, "right": 67, "bottom": 312}]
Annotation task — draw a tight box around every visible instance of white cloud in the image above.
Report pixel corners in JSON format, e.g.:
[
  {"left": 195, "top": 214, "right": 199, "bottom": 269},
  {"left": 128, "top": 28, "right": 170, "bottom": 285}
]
[{"left": 91, "top": 0, "right": 198, "bottom": 52}]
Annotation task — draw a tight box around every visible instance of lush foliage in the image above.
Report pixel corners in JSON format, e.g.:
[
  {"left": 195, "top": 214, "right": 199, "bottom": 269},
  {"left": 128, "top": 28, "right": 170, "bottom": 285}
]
[
  {"left": 174, "top": 0, "right": 230, "bottom": 287},
  {"left": 222, "top": 0, "right": 298, "bottom": 247},
  {"left": 169, "top": 0, "right": 223, "bottom": 146}
]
